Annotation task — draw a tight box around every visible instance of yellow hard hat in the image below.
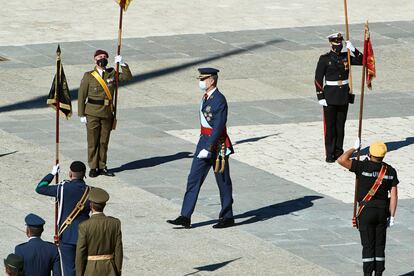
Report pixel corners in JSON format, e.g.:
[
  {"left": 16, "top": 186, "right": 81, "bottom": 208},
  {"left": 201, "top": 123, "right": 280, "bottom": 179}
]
[{"left": 369, "top": 141, "right": 387, "bottom": 157}]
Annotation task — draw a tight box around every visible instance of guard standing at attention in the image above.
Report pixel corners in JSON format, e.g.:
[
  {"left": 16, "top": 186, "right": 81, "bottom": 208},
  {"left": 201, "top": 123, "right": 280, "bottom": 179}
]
[
  {"left": 167, "top": 68, "right": 235, "bottom": 229},
  {"left": 36, "top": 161, "right": 91, "bottom": 276},
  {"left": 315, "top": 32, "right": 363, "bottom": 162},
  {"left": 337, "top": 140, "right": 399, "bottom": 276},
  {"left": 76, "top": 187, "right": 123, "bottom": 276},
  {"left": 78, "top": 49, "right": 132, "bottom": 177},
  {"left": 15, "top": 214, "right": 61, "bottom": 276}
]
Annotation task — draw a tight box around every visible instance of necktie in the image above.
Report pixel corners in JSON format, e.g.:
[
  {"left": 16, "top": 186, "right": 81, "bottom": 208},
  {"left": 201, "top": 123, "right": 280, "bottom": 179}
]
[{"left": 204, "top": 93, "right": 208, "bottom": 102}]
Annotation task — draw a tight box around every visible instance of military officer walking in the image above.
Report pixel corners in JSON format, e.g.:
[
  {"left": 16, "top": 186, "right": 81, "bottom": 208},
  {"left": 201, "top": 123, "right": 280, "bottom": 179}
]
[
  {"left": 167, "top": 68, "right": 235, "bottom": 229},
  {"left": 4, "top": 254, "right": 24, "bottom": 276},
  {"left": 337, "top": 140, "right": 399, "bottom": 276},
  {"left": 36, "top": 161, "right": 90, "bottom": 276},
  {"left": 76, "top": 187, "right": 123, "bottom": 276},
  {"left": 314, "top": 33, "right": 363, "bottom": 162},
  {"left": 15, "top": 214, "right": 61, "bottom": 276},
  {"left": 78, "top": 49, "right": 133, "bottom": 177}
]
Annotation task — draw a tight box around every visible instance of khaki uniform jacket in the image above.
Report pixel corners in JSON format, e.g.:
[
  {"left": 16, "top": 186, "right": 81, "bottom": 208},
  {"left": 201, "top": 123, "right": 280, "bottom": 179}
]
[
  {"left": 78, "top": 65, "right": 132, "bottom": 118},
  {"left": 76, "top": 213, "right": 123, "bottom": 276}
]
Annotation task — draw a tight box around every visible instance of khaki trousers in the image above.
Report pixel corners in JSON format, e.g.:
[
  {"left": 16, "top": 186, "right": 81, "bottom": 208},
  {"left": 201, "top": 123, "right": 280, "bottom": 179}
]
[{"left": 86, "top": 115, "right": 112, "bottom": 169}]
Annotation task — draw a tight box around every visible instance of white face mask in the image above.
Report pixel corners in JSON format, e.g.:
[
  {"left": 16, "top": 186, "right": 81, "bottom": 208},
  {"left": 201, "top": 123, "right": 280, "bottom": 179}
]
[{"left": 199, "top": 80, "right": 207, "bottom": 92}]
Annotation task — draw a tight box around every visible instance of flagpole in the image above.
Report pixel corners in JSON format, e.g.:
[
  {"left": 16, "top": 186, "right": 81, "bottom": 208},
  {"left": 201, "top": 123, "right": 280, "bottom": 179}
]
[
  {"left": 352, "top": 22, "right": 368, "bottom": 227},
  {"left": 54, "top": 45, "right": 61, "bottom": 244},
  {"left": 343, "top": 0, "right": 354, "bottom": 95},
  {"left": 113, "top": 3, "right": 124, "bottom": 130}
]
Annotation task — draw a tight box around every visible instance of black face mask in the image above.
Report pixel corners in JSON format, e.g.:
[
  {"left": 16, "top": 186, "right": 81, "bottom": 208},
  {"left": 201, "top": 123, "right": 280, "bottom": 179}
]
[
  {"left": 97, "top": 58, "right": 108, "bottom": 67},
  {"left": 332, "top": 44, "right": 343, "bottom": 53}
]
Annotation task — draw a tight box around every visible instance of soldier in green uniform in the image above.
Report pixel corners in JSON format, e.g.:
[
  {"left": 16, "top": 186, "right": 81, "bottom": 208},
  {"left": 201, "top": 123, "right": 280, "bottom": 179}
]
[
  {"left": 75, "top": 187, "right": 123, "bottom": 276},
  {"left": 4, "top": 253, "right": 24, "bottom": 276},
  {"left": 78, "top": 49, "right": 133, "bottom": 177}
]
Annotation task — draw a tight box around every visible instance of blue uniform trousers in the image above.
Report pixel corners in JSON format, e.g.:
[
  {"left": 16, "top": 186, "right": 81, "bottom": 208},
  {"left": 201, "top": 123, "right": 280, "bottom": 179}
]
[
  {"left": 181, "top": 155, "right": 233, "bottom": 219},
  {"left": 60, "top": 243, "right": 76, "bottom": 276}
]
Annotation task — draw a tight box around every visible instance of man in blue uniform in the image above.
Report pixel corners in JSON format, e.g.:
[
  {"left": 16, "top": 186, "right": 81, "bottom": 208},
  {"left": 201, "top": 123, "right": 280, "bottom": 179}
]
[
  {"left": 315, "top": 32, "right": 363, "bottom": 162},
  {"left": 15, "top": 213, "right": 61, "bottom": 276},
  {"left": 36, "top": 161, "right": 90, "bottom": 276},
  {"left": 4, "top": 253, "right": 24, "bottom": 276},
  {"left": 167, "top": 67, "right": 235, "bottom": 229}
]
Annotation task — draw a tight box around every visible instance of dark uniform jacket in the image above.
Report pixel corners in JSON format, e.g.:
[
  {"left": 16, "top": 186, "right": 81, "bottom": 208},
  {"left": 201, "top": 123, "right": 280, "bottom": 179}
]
[
  {"left": 315, "top": 49, "right": 363, "bottom": 105},
  {"left": 15, "top": 237, "right": 61, "bottom": 276},
  {"left": 200, "top": 89, "right": 234, "bottom": 154},
  {"left": 350, "top": 159, "right": 399, "bottom": 208},
  {"left": 78, "top": 65, "right": 132, "bottom": 119},
  {"left": 76, "top": 213, "right": 123, "bottom": 276},
  {"left": 36, "top": 174, "right": 90, "bottom": 245}
]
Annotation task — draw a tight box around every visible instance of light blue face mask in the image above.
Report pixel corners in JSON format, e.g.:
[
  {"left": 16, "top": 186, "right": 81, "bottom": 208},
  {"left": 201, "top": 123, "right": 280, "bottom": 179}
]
[{"left": 199, "top": 80, "right": 207, "bottom": 92}]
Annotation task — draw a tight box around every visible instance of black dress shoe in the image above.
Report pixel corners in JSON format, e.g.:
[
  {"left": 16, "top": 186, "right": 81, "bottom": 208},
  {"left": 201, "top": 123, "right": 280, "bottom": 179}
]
[
  {"left": 325, "top": 156, "right": 336, "bottom": 163},
  {"left": 100, "top": 167, "right": 115, "bottom": 177},
  {"left": 212, "top": 218, "right": 235, "bottom": 229},
  {"left": 89, "top": 169, "right": 99, "bottom": 178},
  {"left": 166, "top": 216, "right": 191, "bottom": 228}
]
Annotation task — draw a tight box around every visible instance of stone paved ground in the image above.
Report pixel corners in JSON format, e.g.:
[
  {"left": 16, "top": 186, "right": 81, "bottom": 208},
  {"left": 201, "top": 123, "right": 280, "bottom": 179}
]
[{"left": 1, "top": 1, "right": 414, "bottom": 275}]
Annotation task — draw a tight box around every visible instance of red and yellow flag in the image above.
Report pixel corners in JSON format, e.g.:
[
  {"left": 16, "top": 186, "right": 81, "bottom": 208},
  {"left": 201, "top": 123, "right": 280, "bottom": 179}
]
[
  {"left": 116, "top": 0, "right": 132, "bottom": 11},
  {"left": 364, "top": 23, "right": 376, "bottom": 90}
]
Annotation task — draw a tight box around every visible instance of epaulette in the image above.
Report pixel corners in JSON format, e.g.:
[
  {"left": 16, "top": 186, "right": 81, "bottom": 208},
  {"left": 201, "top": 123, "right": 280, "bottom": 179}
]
[{"left": 15, "top": 242, "right": 28, "bottom": 248}]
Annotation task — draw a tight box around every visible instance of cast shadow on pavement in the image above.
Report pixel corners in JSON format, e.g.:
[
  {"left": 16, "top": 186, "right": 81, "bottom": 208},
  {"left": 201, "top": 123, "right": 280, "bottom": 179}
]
[
  {"left": 355, "top": 137, "right": 414, "bottom": 157},
  {"left": 110, "top": 151, "right": 193, "bottom": 173},
  {"left": 191, "top": 195, "right": 323, "bottom": 228},
  {"left": 234, "top": 134, "right": 279, "bottom": 146},
  {"left": 183, "top": 257, "right": 242, "bottom": 276},
  {"left": 0, "top": 39, "right": 284, "bottom": 114},
  {"left": 400, "top": 272, "right": 414, "bottom": 276},
  {"left": 0, "top": 151, "right": 18, "bottom": 158}
]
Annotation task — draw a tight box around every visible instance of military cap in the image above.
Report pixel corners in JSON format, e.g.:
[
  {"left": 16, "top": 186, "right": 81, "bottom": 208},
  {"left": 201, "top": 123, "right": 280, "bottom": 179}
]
[
  {"left": 94, "top": 49, "right": 109, "bottom": 58},
  {"left": 369, "top": 141, "right": 387, "bottom": 158},
  {"left": 197, "top": 67, "right": 220, "bottom": 79},
  {"left": 327, "top": 32, "right": 344, "bottom": 43},
  {"left": 4, "top": 253, "right": 24, "bottom": 272},
  {"left": 89, "top": 187, "right": 110, "bottom": 204},
  {"left": 70, "top": 161, "right": 86, "bottom": 173},
  {"left": 25, "top": 213, "right": 45, "bottom": 228}
]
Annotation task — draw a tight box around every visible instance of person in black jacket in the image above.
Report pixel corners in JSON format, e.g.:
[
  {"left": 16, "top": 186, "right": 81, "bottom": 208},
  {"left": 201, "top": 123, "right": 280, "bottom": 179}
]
[
  {"left": 338, "top": 140, "right": 399, "bottom": 276},
  {"left": 315, "top": 32, "right": 363, "bottom": 162},
  {"left": 35, "top": 161, "right": 90, "bottom": 276}
]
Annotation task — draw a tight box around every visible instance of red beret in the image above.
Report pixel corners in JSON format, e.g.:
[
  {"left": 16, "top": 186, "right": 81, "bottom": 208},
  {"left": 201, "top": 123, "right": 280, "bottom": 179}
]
[{"left": 94, "top": 49, "right": 109, "bottom": 58}]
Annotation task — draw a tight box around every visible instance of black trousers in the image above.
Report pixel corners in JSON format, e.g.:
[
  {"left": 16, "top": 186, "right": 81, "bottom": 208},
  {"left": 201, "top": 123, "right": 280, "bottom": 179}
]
[
  {"left": 323, "top": 104, "right": 348, "bottom": 159},
  {"left": 358, "top": 206, "right": 388, "bottom": 274}
]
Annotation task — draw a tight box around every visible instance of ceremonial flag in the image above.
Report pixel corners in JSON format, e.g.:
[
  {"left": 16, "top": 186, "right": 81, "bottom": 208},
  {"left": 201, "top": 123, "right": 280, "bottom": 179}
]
[
  {"left": 116, "top": 0, "right": 132, "bottom": 11},
  {"left": 364, "top": 24, "right": 376, "bottom": 90},
  {"left": 47, "top": 51, "right": 72, "bottom": 119}
]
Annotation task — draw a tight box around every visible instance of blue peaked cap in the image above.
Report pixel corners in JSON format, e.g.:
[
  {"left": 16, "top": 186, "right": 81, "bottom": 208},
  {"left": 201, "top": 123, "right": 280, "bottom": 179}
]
[{"left": 25, "top": 213, "right": 45, "bottom": 228}]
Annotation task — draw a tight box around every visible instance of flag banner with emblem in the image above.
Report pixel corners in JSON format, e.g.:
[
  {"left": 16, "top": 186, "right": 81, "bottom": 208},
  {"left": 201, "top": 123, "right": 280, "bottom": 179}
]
[
  {"left": 364, "top": 23, "right": 376, "bottom": 90},
  {"left": 47, "top": 64, "right": 72, "bottom": 119},
  {"left": 115, "top": 0, "right": 132, "bottom": 11}
]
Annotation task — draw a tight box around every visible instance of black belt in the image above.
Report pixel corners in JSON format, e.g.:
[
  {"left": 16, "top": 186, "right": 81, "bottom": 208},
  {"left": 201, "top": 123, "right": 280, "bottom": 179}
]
[{"left": 88, "top": 98, "right": 105, "bottom": 105}]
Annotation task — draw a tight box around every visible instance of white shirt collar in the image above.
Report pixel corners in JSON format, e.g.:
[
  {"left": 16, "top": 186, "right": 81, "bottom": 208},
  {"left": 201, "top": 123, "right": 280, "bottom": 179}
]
[
  {"left": 28, "top": 236, "right": 40, "bottom": 241},
  {"left": 96, "top": 67, "right": 104, "bottom": 76},
  {"left": 92, "top": 211, "right": 104, "bottom": 216},
  {"left": 204, "top": 87, "right": 217, "bottom": 100}
]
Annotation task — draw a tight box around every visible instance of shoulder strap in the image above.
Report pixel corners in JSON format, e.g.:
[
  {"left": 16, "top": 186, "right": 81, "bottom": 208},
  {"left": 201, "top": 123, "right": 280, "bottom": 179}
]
[
  {"left": 91, "top": 71, "right": 114, "bottom": 112},
  {"left": 356, "top": 164, "right": 388, "bottom": 218},
  {"left": 58, "top": 186, "right": 91, "bottom": 237}
]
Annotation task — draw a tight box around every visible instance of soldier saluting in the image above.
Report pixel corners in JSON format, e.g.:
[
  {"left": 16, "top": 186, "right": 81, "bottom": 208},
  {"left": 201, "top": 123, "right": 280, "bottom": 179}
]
[
  {"left": 338, "top": 140, "right": 399, "bottom": 276},
  {"left": 315, "top": 33, "right": 363, "bottom": 162},
  {"left": 78, "top": 50, "right": 132, "bottom": 177}
]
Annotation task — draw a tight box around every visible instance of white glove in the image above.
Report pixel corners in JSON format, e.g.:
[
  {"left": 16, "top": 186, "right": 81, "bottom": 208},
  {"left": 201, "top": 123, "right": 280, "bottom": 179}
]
[
  {"left": 80, "top": 117, "right": 87, "bottom": 124},
  {"left": 51, "top": 164, "right": 60, "bottom": 176},
  {"left": 346, "top": 40, "right": 355, "bottom": 52},
  {"left": 115, "top": 55, "right": 126, "bottom": 66},
  {"left": 354, "top": 137, "right": 361, "bottom": 151},
  {"left": 387, "top": 216, "right": 395, "bottom": 227},
  {"left": 318, "top": 99, "right": 328, "bottom": 106},
  {"left": 197, "top": 149, "right": 211, "bottom": 159}
]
